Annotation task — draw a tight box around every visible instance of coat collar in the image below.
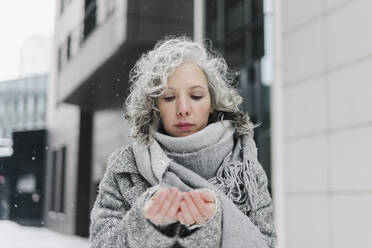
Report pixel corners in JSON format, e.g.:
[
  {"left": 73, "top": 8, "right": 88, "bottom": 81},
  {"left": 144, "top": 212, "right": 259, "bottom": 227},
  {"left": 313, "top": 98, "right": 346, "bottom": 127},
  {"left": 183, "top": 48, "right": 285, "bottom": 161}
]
[{"left": 107, "top": 144, "right": 140, "bottom": 174}]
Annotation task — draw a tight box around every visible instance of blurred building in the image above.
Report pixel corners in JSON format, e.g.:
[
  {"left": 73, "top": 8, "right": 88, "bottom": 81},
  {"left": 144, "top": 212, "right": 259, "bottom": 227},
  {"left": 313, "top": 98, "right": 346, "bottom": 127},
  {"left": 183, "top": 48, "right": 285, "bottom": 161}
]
[
  {"left": 48, "top": 0, "right": 372, "bottom": 247},
  {"left": 0, "top": 75, "right": 47, "bottom": 139},
  {"left": 0, "top": 75, "right": 48, "bottom": 225}
]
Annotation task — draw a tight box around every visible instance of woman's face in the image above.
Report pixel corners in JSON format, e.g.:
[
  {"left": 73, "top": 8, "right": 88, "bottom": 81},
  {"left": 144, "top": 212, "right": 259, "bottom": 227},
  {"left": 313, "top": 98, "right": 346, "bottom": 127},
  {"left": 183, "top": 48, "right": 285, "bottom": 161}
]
[{"left": 156, "top": 61, "right": 213, "bottom": 137}]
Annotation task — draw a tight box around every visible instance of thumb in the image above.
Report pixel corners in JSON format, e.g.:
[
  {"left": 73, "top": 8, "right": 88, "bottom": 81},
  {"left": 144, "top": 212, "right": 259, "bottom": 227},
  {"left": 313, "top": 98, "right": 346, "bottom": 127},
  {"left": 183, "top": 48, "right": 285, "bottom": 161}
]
[{"left": 196, "top": 189, "right": 215, "bottom": 203}]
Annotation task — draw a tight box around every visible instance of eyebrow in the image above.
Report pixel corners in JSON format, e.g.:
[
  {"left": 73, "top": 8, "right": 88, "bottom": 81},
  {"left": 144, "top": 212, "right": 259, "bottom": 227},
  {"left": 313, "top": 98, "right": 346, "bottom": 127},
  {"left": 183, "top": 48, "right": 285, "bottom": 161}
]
[{"left": 167, "top": 85, "right": 206, "bottom": 91}]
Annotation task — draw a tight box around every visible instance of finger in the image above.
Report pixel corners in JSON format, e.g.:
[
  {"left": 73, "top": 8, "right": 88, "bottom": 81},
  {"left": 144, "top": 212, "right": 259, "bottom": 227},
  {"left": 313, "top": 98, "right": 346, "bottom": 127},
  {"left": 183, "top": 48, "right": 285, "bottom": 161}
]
[
  {"left": 189, "top": 191, "right": 209, "bottom": 219},
  {"left": 177, "top": 210, "right": 186, "bottom": 225},
  {"left": 160, "top": 187, "right": 181, "bottom": 222},
  {"left": 147, "top": 188, "right": 171, "bottom": 223},
  {"left": 183, "top": 192, "right": 205, "bottom": 224},
  {"left": 150, "top": 189, "right": 162, "bottom": 201},
  {"left": 165, "top": 191, "right": 182, "bottom": 220},
  {"left": 205, "top": 202, "right": 216, "bottom": 215},
  {"left": 180, "top": 200, "right": 195, "bottom": 225},
  {"left": 157, "top": 187, "right": 178, "bottom": 220},
  {"left": 197, "top": 189, "right": 215, "bottom": 203},
  {"left": 143, "top": 188, "right": 167, "bottom": 218}
]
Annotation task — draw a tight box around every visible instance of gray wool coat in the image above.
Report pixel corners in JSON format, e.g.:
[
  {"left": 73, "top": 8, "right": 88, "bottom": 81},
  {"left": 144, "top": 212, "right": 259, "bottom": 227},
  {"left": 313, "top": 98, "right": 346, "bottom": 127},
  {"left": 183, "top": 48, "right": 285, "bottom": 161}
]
[{"left": 89, "top": 144, "right": 277, "bottom": 248}]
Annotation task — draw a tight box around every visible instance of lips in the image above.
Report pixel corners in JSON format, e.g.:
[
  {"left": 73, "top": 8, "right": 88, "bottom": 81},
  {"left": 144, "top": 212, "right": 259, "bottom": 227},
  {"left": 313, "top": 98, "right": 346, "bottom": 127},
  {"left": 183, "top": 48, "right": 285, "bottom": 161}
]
[{"left": 176, "top": 123, "right": 193, "bottom": 131}]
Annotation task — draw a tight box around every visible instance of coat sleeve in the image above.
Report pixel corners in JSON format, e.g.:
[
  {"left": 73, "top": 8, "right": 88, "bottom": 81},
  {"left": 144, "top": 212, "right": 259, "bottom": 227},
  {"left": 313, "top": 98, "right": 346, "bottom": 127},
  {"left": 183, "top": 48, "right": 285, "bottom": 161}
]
[{"left": 89, "top": 168, "right": 178, "bottom": 248}]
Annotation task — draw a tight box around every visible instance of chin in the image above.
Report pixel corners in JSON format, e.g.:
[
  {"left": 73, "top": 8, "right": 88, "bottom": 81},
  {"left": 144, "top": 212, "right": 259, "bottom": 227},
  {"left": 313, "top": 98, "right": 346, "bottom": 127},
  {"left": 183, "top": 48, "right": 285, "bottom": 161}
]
[{"left": 172, "top": 129, "right": 195, "bottom": 137}]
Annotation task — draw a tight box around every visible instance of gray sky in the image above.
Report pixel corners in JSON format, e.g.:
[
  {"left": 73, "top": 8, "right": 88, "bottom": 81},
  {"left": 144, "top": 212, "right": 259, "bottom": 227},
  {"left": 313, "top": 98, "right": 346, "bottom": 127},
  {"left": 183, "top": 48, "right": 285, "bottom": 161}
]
[{"left": 0, "top": 0, "right": 55, "bottom": 81}]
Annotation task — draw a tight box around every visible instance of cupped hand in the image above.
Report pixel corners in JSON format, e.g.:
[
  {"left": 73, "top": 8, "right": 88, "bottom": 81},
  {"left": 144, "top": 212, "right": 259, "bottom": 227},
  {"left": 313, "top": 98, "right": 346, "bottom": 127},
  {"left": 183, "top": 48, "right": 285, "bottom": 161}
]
[
  {"left": 176, "top": 189, "right": 216, "bottom": 226},
  {"left": 143, "top": 187, "right": 182, "bottom": 225}
]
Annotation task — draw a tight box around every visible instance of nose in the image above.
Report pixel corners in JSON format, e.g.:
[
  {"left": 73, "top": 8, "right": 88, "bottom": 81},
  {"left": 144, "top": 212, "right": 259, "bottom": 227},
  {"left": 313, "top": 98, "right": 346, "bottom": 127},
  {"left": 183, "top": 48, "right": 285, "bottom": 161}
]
[{"left": 176, "top": 97, "right": 190, "bottom": 117}]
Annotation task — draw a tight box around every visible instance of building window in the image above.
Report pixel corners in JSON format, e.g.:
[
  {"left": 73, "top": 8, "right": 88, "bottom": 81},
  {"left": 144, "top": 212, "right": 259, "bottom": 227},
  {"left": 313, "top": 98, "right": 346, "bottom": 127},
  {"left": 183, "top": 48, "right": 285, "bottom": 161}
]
[
  {"left": 83, "top": 0, "right": 97, "bottom": 41},
  {"left": 57, "top": 47, "right": 62, "bottom": 72},
  {"left": 50, "top": 151, "right": 57, "bottom": 212},
  {"left": 66, "top": 34, "right": 72, "bottom": 61},
  {"left": 50, "top": 146, "right": 66, "bottom": 213},
  {"left": 60, "top": 0, "right": 64, "bottom": 14},
  {"left": 37, "top": 94, "right": 46, "bottom": 126},
  {"left": 60, "top": 146, "right": 66, "bottom": 213}
]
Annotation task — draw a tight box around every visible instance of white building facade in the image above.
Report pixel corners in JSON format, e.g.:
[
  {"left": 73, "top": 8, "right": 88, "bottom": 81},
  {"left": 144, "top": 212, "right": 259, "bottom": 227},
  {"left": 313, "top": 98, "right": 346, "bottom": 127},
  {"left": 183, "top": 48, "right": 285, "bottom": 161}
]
[{"left": 276, "top": 0, "right": 372, "bottom": 247}]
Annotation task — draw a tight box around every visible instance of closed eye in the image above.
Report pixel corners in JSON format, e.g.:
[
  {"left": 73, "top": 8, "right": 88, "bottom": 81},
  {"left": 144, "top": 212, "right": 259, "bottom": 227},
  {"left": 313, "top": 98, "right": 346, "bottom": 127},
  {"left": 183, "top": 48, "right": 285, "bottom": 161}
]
[
  {"left": 191, "top": 95, "right": 203, "bottom": 100},
  {"left": 163, "top": 96, "right": 202, "bottom": 101},
  {"left": 163, "top": 96, "right": 175, "bottom": 102}
]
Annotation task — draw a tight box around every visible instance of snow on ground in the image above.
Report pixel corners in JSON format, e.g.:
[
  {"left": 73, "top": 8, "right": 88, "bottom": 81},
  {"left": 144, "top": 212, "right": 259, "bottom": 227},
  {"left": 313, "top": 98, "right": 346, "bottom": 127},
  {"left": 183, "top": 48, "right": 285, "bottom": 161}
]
[{"left": 0, "top": 220, "right": 90, "bottom": 248}]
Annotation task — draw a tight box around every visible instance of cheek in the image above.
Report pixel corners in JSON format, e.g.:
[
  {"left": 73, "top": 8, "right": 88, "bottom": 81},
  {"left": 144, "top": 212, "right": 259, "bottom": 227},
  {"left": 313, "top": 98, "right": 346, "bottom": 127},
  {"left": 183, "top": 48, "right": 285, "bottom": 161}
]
[
  {"left": 196, "top": 102, "right": 211, "bottom": 119},
  {"left": 159, "top": 104, "right": 174, "bottom": 125}
]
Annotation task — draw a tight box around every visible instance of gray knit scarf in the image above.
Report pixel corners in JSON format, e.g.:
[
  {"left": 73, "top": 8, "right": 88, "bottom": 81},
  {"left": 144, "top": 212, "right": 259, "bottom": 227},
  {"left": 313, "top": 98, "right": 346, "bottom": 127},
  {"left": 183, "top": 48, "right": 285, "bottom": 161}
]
[{"left": 133, "top": 120, "right": 268, "bottom": 248}]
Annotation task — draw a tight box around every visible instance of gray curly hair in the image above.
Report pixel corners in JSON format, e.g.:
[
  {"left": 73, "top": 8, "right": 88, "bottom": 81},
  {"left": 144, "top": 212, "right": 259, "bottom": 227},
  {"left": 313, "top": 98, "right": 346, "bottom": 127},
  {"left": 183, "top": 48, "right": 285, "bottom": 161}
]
[{"left": 124, "top": 35, "right": 255, "bottom": 145}]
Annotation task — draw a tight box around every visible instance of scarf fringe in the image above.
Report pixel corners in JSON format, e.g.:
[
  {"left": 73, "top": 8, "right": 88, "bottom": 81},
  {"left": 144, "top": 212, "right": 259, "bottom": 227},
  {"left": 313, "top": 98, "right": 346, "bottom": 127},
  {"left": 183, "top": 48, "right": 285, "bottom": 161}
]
[{"left": 215, "top": 152, "right": 258, "bottom": 213}]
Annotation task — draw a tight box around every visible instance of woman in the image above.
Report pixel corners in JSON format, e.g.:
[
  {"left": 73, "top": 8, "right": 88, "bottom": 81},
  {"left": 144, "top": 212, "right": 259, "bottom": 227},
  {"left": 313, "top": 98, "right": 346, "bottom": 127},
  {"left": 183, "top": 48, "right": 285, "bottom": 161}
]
[{"left": 89, "top": 36, "right": 276, "bottom": 248}]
